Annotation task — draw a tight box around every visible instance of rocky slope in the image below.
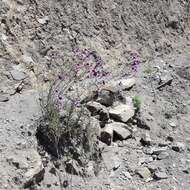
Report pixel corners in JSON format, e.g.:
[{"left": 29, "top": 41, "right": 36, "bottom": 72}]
[{"left": 0, "top": 0, "right": 190, "bottom": 189}]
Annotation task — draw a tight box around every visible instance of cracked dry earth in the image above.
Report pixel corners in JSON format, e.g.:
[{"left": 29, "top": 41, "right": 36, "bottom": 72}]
[{"left": 1, "top": 0, "right": 190, "bottom": 190}]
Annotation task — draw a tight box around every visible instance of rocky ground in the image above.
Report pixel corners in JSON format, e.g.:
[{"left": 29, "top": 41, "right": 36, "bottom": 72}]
[{"left": 0, "top": 0, "right": 190, "bottom": 190}]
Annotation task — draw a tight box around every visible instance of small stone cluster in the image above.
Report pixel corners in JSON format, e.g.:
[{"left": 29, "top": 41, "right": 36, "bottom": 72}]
[{"left": 85, "top": 77, "right": 136, "bottom": 146}]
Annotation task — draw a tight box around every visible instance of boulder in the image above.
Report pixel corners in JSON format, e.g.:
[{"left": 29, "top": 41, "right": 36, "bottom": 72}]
[
  {"left": 111, "top": 122, "right": 131, "bottom": 140},
  {"left": 105, "top": 78, "right": 136, "bottom": 92},
  {"left": 96, "top": 89, "right": 115, "bottom": 107},
  {"left": 100, "top": 122, "right": 131, "bottom": 145},
  {"left": 109, "top": 104, "right": 135, "bottom": 123},
  {"left": 86, "top": 101, "right": 109, "bottom": 124}
]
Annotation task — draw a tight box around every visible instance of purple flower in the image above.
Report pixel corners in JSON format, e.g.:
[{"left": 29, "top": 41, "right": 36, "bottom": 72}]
[{"left": 74, "top": 100, "right": 81, "bottom": 107}]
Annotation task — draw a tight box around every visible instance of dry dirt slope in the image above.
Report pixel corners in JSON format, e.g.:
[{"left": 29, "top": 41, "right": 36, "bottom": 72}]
[{"left": 0, "top": 0, "right": 190, "bottom": 189}]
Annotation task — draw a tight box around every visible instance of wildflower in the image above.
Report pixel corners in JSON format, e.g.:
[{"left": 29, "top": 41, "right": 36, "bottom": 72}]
[{"left": 74, "top": 100, "right": 81, "bottom": 107}]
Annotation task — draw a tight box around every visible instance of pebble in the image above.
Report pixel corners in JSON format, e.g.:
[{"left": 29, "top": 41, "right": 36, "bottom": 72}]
[
  {"left": 172, "top": 142, "right": 186, "bottom": 152},
  {"left": 157, "top": 152, "right": 169, "bottom": 160},
  {"left": 154, "top": 171, "right": 168, "bottom": 180}
]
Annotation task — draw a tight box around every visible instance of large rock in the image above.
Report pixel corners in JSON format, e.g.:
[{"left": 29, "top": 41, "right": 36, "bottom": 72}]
[
  {"left": 109, "top": 104, "right": 135, "bottom": 123},
  {"left": 105, "top": 78, "right": 136, "bottom": 92},
  {"left": 100, "top": 122, "right": 131, "bottom": 145},
  {"left": 96, "top": 89, "right": 115, "bottom": 107},
  {"left": 136, "top": 167, "right": 152, "bottom": 182},
  {"left": 111, "top": 122, "right": 131, "bottom": 140},
  {"left": 100, "top": 124, "right": 113, "bottom": 145},
  {"left": 86, "top": 101, "right": 109, "bottom": 125}
]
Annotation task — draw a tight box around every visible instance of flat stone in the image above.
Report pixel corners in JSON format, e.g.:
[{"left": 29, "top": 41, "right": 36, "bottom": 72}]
[
  {"left": 157, "top": 152, "right": 169, "bottom": 160},
  {"left": 152, "top": 147, "right": 168, "bottom": 155},
  {"left": 105, "top": 78, "right": 136, "bottom": 92},
  {"left": 111, "top": 122, "right": 131, "bottom": 140},
  {"left": 154, "top": 171, "right": 168, "bottom": 180},
  {"left": 0, "top": 94, "right": 9, "bottom": 102},
  {"left": 109, "top": 104, "right": 135, "bottom": 123},
  {"left": 10, "top": 69, "right": 27, "bottom": 81},
  {"left": 86, "top": 101, "right": 109, "bottom": 123},
  {"left": 136, "top": 167, "right": 151, "bottom": 182}
]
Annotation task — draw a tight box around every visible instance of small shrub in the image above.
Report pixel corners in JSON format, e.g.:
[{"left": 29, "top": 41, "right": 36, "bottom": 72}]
[
  {"left": 37, "top": 47, "right": 142, "bottom": 176},
  {"left": 132, "top": 95, "right": 142, "bottom": 111}
]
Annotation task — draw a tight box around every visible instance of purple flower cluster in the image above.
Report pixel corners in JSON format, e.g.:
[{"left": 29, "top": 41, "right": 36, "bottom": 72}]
[
  {"left": 52, "top": 88, "right": 65, "bottom": 111},
  {"left": 129, "top": 51, "right": 141, "bottom": 72},
  {"left": 73, "top": 47, "right": 110, "bottom": 84},
  {"left": 50, "top": 48, "right": 141, "bottom": 112}
]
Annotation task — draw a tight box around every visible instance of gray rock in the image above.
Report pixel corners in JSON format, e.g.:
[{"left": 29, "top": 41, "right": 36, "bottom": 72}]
[
  {"left": 86, "top": 101, "right": 109, "bottom": 123},
  {"left": 112, "top": 122, "right": 131, "bottom": 140},
  {"left": 140, "top": 132, "right": 152, "bottom": 146},
  {"left": 109, "top": 104, "right": 135, "bottom": 123},
  {"left": 10, "top": 69, "right": 27, "bottom": 81},
  {"left": 136, "top": 167, "right": 152, "bottom": 182},
  {"left": 152, "top": 147, "right": 168, "bottom": 155},
  {"left": 157, "top": 152, "right": 169, "bottom": 160},
  {"left": 96, "top": 89, "right": 115, "bottom": 106},
  {"left": 148, "top": 164, "right": 157, "bottom": 173},
  {"left": 154, "top": 171, "right": 168, "bottom": 180},
  {"left": 0, "top": 94, "right": 9, "bottom": 102},
  {"left": 100, "top": 124, "right": 113, "bottom": 145},
  {"left": 172, "top": 142, "right": 186, "bottom": 152},
  {"left": 105, "top": 78, "right": 136, "bottom": 92},
  {"left": 157, "top": 74, "right": 173, "bottom": 89},
  {"left": 136, "top": 113, "right": 152, "bottom": 130},
  {"left": 100, "top": 122, "right": 131, "bottom": 144}
]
